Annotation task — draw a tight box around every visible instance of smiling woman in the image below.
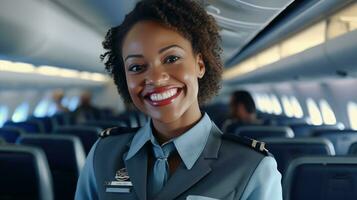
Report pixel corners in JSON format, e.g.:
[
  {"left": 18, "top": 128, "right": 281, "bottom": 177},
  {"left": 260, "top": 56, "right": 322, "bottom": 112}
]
[{"left": 75, "top": 0, "right": 282, "bottom": 200}]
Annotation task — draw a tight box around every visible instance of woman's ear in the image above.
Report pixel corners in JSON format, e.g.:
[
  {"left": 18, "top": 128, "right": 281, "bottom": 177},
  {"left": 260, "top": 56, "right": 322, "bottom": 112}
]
[{"left": 196, "top": 53, "right": 206, "bottom": 79}]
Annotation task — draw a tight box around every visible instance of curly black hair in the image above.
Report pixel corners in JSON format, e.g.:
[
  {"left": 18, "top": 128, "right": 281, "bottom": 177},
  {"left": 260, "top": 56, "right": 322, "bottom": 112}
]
[{"left": 101, "top": 0, "right": 223, "bottom": 104}]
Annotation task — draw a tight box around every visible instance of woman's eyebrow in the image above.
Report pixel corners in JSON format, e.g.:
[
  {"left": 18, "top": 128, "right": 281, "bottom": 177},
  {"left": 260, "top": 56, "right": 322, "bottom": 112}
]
[
  {"left": 124, "top": 45, "right": 183, "bottom": 61},
  {"left": 158, "top": 45, "right": 184, "bottom": 54},
  {"left": 124, "top": 54, "right": 143, "bottom": 62}
]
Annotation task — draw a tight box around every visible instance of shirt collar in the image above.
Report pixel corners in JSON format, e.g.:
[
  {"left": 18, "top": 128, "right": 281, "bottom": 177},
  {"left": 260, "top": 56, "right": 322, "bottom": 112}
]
[
  {"left": 125, "top": 121, "right": 152, "bottom": 160},
  {"left": 125, "top": 113, "right": 212, "bottom": 170},
  {"left": 173, "top": 113, "right": 212, "bottom": 169}
]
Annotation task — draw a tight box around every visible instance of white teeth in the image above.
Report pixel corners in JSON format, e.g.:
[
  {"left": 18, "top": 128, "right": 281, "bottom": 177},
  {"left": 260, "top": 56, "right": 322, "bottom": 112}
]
[{"left": 149, "top": 88, "right": 178, "bottom": 101}]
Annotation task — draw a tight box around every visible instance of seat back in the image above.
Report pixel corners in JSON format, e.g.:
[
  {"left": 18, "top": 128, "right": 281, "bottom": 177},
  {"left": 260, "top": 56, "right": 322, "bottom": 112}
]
[
  {"left": 136, "top": 112, "right": 148, "bottom": 127},
  {"left": 53, "top": 125, "right": 102, "bottom": 154},
  {"left": 30, "top": 117, "right": 57, "bottom": 133},
  {"left": 17, "top": 134, "right": 86, "bottom": 200},
  {"left": 0, "top": 137, "right": 6, "bottom": 145},
  {"left": 290, "top": 123, "right": 344, "bottom": 137},
  {"left": 235, "top": 126, "right": 294, "bottom": 139},
  {"left": 0, "top": 127, "right": 25, "bottom": 143},
  {"left": 82, "top": 120, "right": 127, "bottom": 129},
  {"left": 52, "top": 113, "right": 73, "bottom": 126},
  {"left": 283, "top": 156, "right": 357, "bottom": 200},
  {"left": 274, "top": 117, "right": 309, "bottom": 126},
  {"left": 4, "top": 120, "right": 45, "bottom": 133},
  {"left": 349, "top": 142, "right": 357, "bottom": 154},
  {"left": 263, "top": 138, "right": 335, "bottom": 175},
  {"left": 0, "top": 145, "right": 54, "bottom": 200},
  {"left": 202, "top": 103, "right": 229, "bottom": 128},
  {"left": 313, "top": 129, "right": 357, "bottom": 155}
]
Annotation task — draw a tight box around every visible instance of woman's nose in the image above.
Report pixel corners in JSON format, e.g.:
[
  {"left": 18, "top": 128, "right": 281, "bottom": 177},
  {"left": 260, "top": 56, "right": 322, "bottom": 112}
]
[{"left": 145, "top": 65, "right": 169, "bottom": 86}]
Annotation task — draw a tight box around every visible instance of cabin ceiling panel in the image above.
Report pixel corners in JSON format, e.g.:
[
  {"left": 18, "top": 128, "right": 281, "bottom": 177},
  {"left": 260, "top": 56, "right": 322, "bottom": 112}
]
[
  {"left": 0, "top": 0, "right": 295, "bottom": 71},
  {"left": 205, "top": 0, "right": 295, "bottom": 61}
]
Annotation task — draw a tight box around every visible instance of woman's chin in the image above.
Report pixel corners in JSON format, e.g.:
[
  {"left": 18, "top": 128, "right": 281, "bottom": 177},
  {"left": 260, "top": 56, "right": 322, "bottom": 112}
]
[{"left": 150, "top": 113, "right": 182, "bottom": 124}]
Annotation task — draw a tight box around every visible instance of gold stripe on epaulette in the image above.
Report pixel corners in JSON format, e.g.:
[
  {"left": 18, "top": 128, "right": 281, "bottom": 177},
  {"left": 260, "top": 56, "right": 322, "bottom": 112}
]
[
  {"left": 99, "top": 130, "right": 106, "bottom": 137},
  {"left": 252, "top": 139, "right": 258, "bottom": 148},
  {"left": 100, "top": 128, "right": 113, "bottom": 137},
  {"left": 259, "top": 142, "right": 266, "bottom": 151}
]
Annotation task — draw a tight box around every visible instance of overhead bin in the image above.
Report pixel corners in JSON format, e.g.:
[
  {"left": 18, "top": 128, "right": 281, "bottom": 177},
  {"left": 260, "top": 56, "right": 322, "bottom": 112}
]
[
  {"left": 226, "top": 29, "right": 357, "bottom": 84},
  {"left": 0, "top": 0, "right": 104, "bottom": 72}
]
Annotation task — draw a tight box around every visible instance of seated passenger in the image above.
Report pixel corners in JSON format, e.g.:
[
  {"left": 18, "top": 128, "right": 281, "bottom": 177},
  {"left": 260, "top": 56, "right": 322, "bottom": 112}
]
[
  {"left": 75, "top": 1, "right": 282, "bottom": 200},
  {"left": 222, "top": 90, "right": 263, "bottom": 133},
  {"left": 52, "top": 89, "right": 69, "bottom": 114},
  {"left": 73, "top": 91, "right": 100, "bottom": 123}
]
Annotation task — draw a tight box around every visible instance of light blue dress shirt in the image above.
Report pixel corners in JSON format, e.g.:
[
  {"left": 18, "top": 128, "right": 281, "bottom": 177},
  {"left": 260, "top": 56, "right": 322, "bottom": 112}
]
[
  {"left": 125, "top": 113, "right": 212, "bottom": 170},
  {"left": 75, "top": 113, "right": 282, "bottom": 200}
]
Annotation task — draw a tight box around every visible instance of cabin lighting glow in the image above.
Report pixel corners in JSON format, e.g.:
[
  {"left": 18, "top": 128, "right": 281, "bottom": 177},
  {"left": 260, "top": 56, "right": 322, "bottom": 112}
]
[
  {"left": 37, "top": 66, "right": 61, "bottom": 76},
  {"left": 319, "top": 99, "right": 337, "bottom": 125},
  {"left": 91, "top": 73, "right": 108, "bottom": 82},
  {"left": 0, "top": 59, "right": 109, "bottom": 83},
  {"left": 255, "top": 46, "right": 281, "bottom": 67},
  {"left": 347, "top": 101, "right": 357, "bottom": 130},
  {"left": 223, "top": 57, "right": 258, "bottom": 79},
  {"left": 280, "top": 21, "right": 326, "bottom": 57},
  {"left": 79, "top": 72, "right": 93, "bottom": 80},
  {"left": 59, "top": 68, "right": 79, "bottom": 78},
  {"left": 0, "top": 61, "right": 35, "bottom": 73},
  {"left": 306, "top": 98, "right": 323, "bottom": 126}
]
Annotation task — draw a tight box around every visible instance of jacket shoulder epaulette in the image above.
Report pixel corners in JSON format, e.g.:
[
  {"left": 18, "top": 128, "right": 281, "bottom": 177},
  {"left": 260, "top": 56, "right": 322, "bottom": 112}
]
[
  {"left": 99, "top": 126, "right": 140, "bottom": 138},
  {"left": 222, "top": 134, "right": 272, "bottom": 156}
]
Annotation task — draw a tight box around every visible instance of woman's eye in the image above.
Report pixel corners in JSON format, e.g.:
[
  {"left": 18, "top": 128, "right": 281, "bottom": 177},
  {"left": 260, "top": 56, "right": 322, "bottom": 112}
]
[
  {"left": 128, "top": 64, "right": 144, "bottom": 72},
  {"left": 164, "top": 55, "right": 180, "bottom": 64}
]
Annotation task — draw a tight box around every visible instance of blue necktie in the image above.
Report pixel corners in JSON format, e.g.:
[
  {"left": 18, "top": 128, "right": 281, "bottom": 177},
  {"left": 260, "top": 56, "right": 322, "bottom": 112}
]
[{"left": 148, "top": 142, "right": 176, "bottom": 198}]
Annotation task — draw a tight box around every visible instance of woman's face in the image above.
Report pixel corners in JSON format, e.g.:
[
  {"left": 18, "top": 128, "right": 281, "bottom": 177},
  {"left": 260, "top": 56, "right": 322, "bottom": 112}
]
[{"left": 122, "top": 21, "right": 205, "bottom": 124}]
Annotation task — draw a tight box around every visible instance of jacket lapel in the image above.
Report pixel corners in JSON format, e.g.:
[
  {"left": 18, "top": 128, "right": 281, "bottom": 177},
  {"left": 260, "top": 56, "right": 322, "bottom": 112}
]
[
  {"left": 155, "top": 123, "right": 222, "bottom": 200},
  {"left": 124, "top": 144, "right": 148, "bottom": 200}
]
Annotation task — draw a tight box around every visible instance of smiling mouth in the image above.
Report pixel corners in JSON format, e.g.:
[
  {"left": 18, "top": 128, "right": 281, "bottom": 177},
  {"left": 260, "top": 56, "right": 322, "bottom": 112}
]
[{"left": 144, "top": 87, "right": 182, "bottom": 107}]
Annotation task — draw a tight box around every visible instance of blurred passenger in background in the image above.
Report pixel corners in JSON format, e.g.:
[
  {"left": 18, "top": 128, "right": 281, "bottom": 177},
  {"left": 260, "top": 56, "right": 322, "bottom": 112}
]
[
  {"left": 74, "top": 91, "right": 100, "bottom": 123},
  {"left": 52, "top": 89, "right": 69, "bottom": 114},
  {"left": 222, "top": 90, "right": 263, "bottom": 133}
]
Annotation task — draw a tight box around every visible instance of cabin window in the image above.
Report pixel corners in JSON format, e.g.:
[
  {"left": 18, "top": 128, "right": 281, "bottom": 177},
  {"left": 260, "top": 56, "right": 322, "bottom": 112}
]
[
  {"left": 47, "top": 102, "right": 57, "bottom": 116},
  {"left": 256, "top": 94, "right": 265, "bottom": 112},
  {"left": 256, "top": 94, "right": 267, "bottom": 113},
  {"left": 281, "top": 95, "right": 294, "bottom": 117},
  {"left": 270, "top": 94, "right": 282, "bottom": 115},
  {"left": 0, "top": 105, "right": 9, "bottom": 127},
  {"left": 306, "top": 98, "right": 323, "bottom": 125},
  {"left": 290, "top": 96, "right": 304, "bottom": 118},
  {"left": 319, "top": 99, "right": 337, "bottom": 125},
  {"left": 12, "top": 102, "right": 30, "bottom": 122},
  {"left": 262, "top": 94, "right": 273, "bottom": 114},
  {"left": 252, "top": 93, "right": 262, "bottom": 112},
  {"left": 33, "top": 98, "right": 51, "bottom": 117},
  {"left": 68, "top": 96, "right": 80, "bottom": 111},
  {"left": 347, "top": 101, "right": 357, "bottom": 130},
  {"left": 61, "top": 96, "right": 70, "bottom": 107}
]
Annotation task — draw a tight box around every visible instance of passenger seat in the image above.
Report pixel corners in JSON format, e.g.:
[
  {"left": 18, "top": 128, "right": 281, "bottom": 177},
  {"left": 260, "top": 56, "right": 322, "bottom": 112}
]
[
  {"left": 0, "top": 145, "right": 54, "bottom": 200},
  {"left": 17, "top": 134, "right": 86, "bottom": 200}
]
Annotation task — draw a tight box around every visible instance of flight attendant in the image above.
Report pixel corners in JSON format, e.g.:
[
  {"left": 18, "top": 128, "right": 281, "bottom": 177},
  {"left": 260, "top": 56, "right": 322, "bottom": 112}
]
[{"left": 75, "top": 0, "right": 282, "bottom": 199}]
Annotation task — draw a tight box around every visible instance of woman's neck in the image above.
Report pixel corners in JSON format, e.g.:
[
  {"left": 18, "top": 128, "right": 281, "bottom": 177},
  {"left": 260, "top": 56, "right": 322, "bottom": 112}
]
[{"left": 151, "top": 104, "right": 202, "bottom": 144}]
